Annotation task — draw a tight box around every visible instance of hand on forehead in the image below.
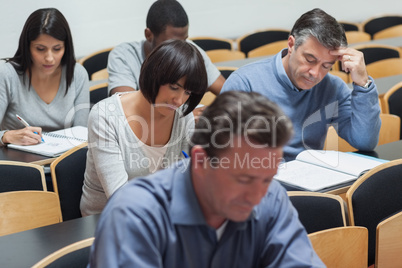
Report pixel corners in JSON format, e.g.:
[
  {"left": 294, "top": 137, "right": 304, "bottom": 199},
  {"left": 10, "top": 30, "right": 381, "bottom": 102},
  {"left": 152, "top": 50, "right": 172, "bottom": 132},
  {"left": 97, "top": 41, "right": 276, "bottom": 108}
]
[{"left": 329, "top": 47, "right": 350, "bottom": 60}]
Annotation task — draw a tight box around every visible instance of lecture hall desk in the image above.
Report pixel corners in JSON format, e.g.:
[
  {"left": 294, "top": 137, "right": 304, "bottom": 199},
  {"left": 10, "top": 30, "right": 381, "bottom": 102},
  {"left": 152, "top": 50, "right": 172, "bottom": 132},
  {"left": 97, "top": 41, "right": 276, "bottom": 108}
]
[{"left": 0, "top": 214, "right": 99, "bottom": 268}]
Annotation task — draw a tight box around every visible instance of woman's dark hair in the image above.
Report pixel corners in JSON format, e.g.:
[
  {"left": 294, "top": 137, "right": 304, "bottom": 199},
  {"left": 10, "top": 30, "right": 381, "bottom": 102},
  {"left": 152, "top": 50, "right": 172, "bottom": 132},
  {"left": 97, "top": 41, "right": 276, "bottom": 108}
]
[
  {"left": 139, "top": 39, "right": 208, "bottom": 116},
  {"left": 4, "top": 8, "right": 76, "bottom": 91}
]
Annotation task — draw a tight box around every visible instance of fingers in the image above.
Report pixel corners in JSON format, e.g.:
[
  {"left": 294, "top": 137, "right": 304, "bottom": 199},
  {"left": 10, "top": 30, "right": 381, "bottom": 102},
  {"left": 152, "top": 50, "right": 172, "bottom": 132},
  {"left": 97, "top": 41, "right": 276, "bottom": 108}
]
[
  {"left": 330, "top": 48, "right": 368, "bottom": 84},
  {"left": 7, "top": 127, "right": 43, "bottom": 145}
]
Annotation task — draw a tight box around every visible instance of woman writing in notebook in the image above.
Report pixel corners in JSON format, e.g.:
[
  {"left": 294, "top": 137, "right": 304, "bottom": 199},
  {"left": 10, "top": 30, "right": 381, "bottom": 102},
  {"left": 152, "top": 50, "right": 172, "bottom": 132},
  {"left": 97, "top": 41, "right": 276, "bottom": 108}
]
[
  {"left": 80, "top": 40, "right": 208, "bottom": 216},
  {"left": 0, "top": 8, "right": 89, "bottom": 147}
]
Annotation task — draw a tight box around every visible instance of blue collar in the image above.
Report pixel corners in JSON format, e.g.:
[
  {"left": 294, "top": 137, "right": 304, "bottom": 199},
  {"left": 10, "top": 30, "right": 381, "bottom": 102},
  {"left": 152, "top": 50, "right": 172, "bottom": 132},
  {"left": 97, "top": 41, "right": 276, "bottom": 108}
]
[
  {"left": 170, "top": 159, "right": 257, "bottom": 229},
  {"left": 275, "top": 49, "right": 307, "bottom": 93}
]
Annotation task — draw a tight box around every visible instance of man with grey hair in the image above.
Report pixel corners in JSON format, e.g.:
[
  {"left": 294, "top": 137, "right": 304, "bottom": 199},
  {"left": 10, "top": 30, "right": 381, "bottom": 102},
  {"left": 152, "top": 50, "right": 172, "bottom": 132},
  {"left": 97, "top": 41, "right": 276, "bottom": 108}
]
[
  {"left": 88, "top": 91, "right": 325, "bottom": 267},
  {"left": 221, "top": 8, "right": 381, "bottom": 162}
]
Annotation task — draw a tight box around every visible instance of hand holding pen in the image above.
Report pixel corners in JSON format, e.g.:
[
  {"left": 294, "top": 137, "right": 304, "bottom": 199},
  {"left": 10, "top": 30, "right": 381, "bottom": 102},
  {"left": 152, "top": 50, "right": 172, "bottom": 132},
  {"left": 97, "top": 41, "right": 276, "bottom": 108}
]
[{"left": 15, "top": 114, "right": 44, "bottom": 142}]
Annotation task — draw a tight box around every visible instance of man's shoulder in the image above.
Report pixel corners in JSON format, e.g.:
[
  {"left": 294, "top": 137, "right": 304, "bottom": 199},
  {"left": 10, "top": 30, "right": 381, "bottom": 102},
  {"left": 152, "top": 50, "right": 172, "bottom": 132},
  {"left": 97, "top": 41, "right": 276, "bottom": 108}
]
[
  {"left": 234, "top": 57, "right": 276, "bottom": 78},
  {"left": 111, "top": 41, "right": 144, "bottom": 57}
]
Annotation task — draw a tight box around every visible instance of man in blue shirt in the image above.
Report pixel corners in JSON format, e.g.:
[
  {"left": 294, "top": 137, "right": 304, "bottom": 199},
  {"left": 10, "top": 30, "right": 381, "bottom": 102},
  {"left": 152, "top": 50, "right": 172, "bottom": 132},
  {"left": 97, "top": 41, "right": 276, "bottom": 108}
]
[
  {"left": 89, "top": 91, "right": 325, "bottom": 267},
  {"left": 221, "top": 8, "right": 381, "bottom": 161}
]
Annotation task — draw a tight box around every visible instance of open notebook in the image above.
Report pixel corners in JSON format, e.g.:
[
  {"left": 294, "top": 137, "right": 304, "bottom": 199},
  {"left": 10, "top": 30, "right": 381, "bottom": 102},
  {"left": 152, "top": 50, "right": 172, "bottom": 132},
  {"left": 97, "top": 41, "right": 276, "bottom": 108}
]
[
  {"left": 8, "top": 126, "right": 88, "bottom": 157},
  {"left": 274, "top": 150, "right": 388, "bottom": 192}
]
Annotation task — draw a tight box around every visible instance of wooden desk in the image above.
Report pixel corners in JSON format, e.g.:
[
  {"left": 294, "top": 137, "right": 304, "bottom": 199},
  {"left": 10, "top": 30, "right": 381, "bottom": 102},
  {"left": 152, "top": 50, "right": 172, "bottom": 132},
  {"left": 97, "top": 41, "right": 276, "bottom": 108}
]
[
  {"left": 353, "top": 36, "right": 402, "bottom": 48},
  {"left": 0, "top": 214, "right": 99, "bottom": 268},
  {"left": 0, "top": 146, "right": 55, "bottom": 165},
  {"left": 214, "top": 55, "right": 269, "bottom": 68}
]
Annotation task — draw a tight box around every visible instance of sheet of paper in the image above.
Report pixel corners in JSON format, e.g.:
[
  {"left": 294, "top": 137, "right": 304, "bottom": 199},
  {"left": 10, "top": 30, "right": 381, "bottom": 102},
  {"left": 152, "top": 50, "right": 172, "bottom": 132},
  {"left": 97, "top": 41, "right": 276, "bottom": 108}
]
[
  {"left": 274, "top": 160, "right": 357, "bottom": 192},
  {"left": 296, "top": 150, "right": 384, "bottom": 177}
]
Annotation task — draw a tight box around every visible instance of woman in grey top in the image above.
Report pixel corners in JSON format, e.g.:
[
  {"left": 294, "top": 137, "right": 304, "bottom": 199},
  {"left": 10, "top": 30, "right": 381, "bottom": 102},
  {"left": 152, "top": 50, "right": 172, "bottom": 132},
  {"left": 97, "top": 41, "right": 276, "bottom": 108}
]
[
  {"left": 0, "top": 8, "right": 89, "bottom": 146},
  {"left": 80, "top": 40, "right": 208, "bottom": 216}
]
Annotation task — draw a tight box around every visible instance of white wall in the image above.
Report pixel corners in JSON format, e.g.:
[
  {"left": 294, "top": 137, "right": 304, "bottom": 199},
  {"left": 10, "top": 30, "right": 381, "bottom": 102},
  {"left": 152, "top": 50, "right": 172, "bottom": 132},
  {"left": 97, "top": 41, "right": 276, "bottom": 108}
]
[{"left": 1, "top": 0, "right": 401, "bottom": 59}]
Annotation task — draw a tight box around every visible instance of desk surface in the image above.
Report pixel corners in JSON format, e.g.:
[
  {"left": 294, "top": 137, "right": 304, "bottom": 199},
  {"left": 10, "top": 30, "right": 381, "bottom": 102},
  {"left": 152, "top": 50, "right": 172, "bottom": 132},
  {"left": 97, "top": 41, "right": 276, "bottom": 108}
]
[
  {"left": 357, "top": 139, "right": 402, "bottom": 161},
  {"left": 0, "top": 214, "right": 99, "bottom": 268},
  {"left": 353, "top": 36, "right": 402, "bottom": 47},
  {"left": 374, "top": 74, "right": 402, "bottom": 95},
  {"left": 0, "top": 146, "right": 54, "bottom": 165}
]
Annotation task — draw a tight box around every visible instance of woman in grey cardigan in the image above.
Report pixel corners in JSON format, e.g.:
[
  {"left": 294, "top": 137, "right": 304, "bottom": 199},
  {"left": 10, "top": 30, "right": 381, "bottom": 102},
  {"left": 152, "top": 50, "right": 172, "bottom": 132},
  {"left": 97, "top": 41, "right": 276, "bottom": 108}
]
[
  {"left": 80, "top": 40, "right": 208, "bottom": 216},
  {"left": 0, "top": 8, "right": 89, "bottom": 146}
]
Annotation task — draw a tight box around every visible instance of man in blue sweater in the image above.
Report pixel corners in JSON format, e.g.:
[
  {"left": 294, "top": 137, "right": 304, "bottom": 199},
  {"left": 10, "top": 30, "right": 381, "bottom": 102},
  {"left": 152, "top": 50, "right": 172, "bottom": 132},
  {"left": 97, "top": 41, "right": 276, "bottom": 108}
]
[{"left": 221, "top": 8, "right": 381, "bottom": 161}]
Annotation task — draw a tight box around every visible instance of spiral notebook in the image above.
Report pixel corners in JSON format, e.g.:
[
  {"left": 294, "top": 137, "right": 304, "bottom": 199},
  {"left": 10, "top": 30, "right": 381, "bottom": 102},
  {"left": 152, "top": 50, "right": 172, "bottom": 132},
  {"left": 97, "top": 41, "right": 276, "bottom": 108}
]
[{"left": 8, "top": 126, "right": 88, "bottom": 157}]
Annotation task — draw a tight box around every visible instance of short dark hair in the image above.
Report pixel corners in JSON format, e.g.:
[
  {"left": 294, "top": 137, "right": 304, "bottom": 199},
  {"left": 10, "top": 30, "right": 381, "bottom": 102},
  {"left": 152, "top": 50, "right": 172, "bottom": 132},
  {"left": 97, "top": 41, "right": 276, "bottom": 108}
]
[
  {"left": 290, "top": 8, "right": 347, "bottom": 50},
  {"left": 139, "top": 39, "right": 207, "bottom": 116},
  {"left": 146, "top": 0, "right": 189, "bottom": 36},
  {"left": 191, "top": 91, "right": 294, "bottom": 158},
  {"left": 4, "top": 8, "right": 76, "bottom": 91}
]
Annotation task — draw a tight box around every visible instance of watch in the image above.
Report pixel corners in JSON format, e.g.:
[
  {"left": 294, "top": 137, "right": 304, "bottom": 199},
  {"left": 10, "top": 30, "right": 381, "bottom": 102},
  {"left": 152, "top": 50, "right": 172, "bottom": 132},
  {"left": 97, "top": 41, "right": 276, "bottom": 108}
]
[
  {"left": 0, "top": 130, "right": 9, "bottom": 146},
  {"left": 362, "top": 79, "right": 372, "bottom": 89}
]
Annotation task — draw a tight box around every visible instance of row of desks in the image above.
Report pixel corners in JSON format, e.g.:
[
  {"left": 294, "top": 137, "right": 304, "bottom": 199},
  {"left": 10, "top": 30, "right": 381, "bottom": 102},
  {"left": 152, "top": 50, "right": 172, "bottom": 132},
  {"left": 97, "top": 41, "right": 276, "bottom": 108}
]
[{"left": 0, "top": 140, "right": 401, "bottom": 267}]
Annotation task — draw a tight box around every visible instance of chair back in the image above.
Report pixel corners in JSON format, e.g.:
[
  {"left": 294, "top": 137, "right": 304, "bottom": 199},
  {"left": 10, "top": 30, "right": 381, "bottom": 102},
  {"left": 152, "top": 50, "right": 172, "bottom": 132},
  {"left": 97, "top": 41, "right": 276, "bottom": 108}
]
[
  {"left": 287, "top": 191, "right": 347, "bottom": 234},
  {"left": 362, "top": 15, "right": 402, "bottom": 38},
  {"left": 366, "top": 58, "right": 402, "bottom": 79},
  {"left": 91, "top": 68, "right": 109, "bottom": 81},
  {"left": 324, "top": 114, "right": 400, "bottom": 152},
  {"left": 346, "top": 159, "right": 402, "bottom": 265},
  {"left": 373, "top": 24, "right": 402, "bottom": 39},
  {"left": 323, "top": 126, "right": 357, "bottom": 152},
  {"left": 329, "top": 70, "right": 350, "bottom": 83},
  {"left": 32, "top": 237, "right": 94, "bottom": 268},
  {"left": 0, "top": 161, "right": 46, "bottom": 192},
  {"left": 351, "top": 44, "right": 401, "bottom": 65},
  {"left": 376, "top": 210, "right": 402, "bottom": 267},
  {"left": 308, "top": 226, "right": 368, "bottom": 268},
  {"left": 339, "top": 21, "right": 361, "bottom": 31},
  {"left": 236, "top": 28, "right": 290, "bottom": 57},
  {"left": 78, "top": 47, "right": 113, "bottom": 80},
  {"left": 345, "top": 31, "right": 372, "bottom": 44},
  {"left": 378, "top": 114, "right": 401, "bottom": 145},
  {"left": 383, "top": 81, "right": 402, "bottom": 139},
  {"left": 89, "top": 82, "right": 109, "bottom": 107},
  {"left": 334, "top": 43, "right": 401, "bottom": 71},
  {"left": 247, "top": 40, "right": 288, "bottom": 58},
  {"left": 51, "top": 143, "right": 88, "bottom": 221},
  {"left": 200, "top": 92, "right": 216, "bottom": 106},
  {"left": 189, "top": 36, "right": 233, "bottom": 51},
  {"left": 217, "top": 66, "right": 238, "bottom": 80},
  {"left": 0, "top": 190, "right": 62, "bottom": 236},
  {"left": 205, "top": 49, "right": 245, "bottom": 63}
]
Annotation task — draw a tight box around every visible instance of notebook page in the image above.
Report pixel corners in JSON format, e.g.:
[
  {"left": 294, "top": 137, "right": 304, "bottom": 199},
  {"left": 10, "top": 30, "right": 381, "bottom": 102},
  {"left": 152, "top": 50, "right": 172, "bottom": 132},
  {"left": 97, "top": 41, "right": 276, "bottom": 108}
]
[
  {"left": 296, "top": 150, "right": 384, "bottom": 177},
  {"left": 274, "top": 160, "right": 356, "bottom": 192}
]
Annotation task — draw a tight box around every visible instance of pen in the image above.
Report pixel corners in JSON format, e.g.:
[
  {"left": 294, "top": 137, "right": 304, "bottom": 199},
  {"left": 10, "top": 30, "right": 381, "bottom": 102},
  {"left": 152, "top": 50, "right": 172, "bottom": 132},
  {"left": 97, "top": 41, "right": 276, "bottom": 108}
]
[
  {"left": 182, "top": 150, "right": 189, "bottom": 158},
  {"left": 16, "top": 114, "right": 45, "bottom": 142}
]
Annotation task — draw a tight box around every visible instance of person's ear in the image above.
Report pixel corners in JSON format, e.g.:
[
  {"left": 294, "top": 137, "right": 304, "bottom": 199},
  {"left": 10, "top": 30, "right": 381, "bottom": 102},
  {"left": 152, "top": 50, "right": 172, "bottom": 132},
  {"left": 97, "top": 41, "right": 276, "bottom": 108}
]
[
  {"left": 288, "top": 35, "right": 295, "bottom": 54},
  {"left": 144, "top": 28, "right": 154, "bottom": 42}
]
